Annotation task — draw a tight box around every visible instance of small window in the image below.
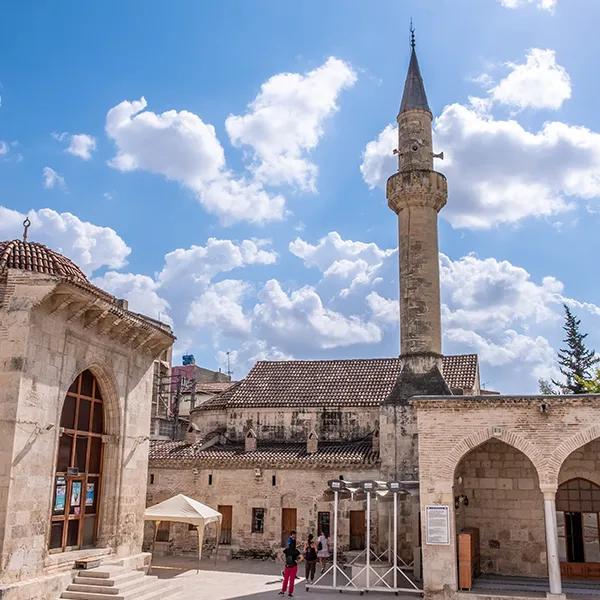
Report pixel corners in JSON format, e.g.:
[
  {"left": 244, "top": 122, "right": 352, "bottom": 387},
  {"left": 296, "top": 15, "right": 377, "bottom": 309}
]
[
  {"left": 252, "top": 508, "right": 265, "bottom": 533},
  {"left": 318, "top": 511, "right": 331, "bottom": 537},
  {"left": 149, "top": 473, "right": 155, "bottom": 485},
  {"left": 188, "top": 524, "right": 197, "bottom": 531},
  {"left": 339, "top": 474, "right": 344, "bottom": 480},
  {"left": 208, "top": 473, "right": 213, "bottom": 486},
  {"left": 272, "top": 474, "right": 276, "bottom": 486}
]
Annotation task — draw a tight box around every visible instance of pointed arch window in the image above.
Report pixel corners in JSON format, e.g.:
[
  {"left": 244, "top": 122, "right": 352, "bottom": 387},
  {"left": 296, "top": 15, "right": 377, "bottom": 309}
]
[{"left": 49, "top": 370, "right": 104, "bottom": 552}]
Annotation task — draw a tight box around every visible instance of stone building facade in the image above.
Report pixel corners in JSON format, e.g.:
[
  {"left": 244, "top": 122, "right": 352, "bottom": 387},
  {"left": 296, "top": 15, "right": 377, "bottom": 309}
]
[
  {"left": 147, "top": 356, "right": 479, "bottom": 559},
  {"left": 147, "top": 36, "right": 600, "bottom": 600},
  {"left": 0, "top": 234, "right": 174, "bottom": 599}
]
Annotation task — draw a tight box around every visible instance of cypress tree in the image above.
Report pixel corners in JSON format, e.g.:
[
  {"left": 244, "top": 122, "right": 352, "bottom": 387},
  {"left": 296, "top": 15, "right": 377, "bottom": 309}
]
[{"left": 551, "top": 304, "right": 599, "bottom": 394}]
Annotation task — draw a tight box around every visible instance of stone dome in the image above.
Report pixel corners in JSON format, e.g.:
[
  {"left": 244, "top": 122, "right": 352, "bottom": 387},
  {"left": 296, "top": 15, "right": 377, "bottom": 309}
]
[{"left": 0, "top": 239, "right": 89, "bottom": 284}]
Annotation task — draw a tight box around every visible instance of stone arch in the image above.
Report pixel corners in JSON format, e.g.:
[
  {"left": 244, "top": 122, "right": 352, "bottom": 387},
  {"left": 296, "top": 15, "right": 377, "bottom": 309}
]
[
  {"left": 440, "top": 426, "right": 546, "bottom": 482},
  {"left": 54, "top": 363, "right": 123, "bottom": 548},
  {"left": 547, "top": 423, "right": 600, "bottom": 487}
]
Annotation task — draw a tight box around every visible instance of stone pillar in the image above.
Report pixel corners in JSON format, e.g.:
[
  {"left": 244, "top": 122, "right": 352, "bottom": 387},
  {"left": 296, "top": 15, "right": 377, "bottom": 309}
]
[
  {"left": 542, "top": 488, "right": 565, "bottom": 599},
  {"left": 419, "top": 480, "right": 457, "bottom": 599}
]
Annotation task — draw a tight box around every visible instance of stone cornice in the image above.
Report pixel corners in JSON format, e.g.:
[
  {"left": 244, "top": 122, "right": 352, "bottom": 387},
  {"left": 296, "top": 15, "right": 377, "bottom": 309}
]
[{"left": 411, "top": 394, "right": 600, "bottom": 409}]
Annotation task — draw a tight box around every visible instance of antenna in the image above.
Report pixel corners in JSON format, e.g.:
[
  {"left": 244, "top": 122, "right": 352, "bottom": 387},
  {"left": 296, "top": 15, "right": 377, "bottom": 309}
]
[{"left": 226, "top": 351, "right": 232, "bottom": 380}]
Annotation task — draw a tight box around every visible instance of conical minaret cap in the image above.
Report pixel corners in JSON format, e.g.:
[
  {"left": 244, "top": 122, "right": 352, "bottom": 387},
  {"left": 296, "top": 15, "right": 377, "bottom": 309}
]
[{"left": 399, "top": 46, "right": 431, "bottom": 115}]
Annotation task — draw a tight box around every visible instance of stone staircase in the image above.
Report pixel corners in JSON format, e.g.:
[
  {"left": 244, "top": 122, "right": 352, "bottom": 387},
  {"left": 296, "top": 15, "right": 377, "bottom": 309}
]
[{"left": 59, "top": 565, "right": 183, "bottom": 600}]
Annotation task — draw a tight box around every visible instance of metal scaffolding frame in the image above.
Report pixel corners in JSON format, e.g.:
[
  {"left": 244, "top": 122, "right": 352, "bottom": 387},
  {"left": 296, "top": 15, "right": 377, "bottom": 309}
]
[{"left": 307, "top": 480, "right": 423, "bottom": 596}]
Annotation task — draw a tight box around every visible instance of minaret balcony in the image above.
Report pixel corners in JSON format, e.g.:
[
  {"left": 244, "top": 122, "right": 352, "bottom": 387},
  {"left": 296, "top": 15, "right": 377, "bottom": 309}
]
[{"left": 386, "top": 169, "right": 447, "bottom": 214}]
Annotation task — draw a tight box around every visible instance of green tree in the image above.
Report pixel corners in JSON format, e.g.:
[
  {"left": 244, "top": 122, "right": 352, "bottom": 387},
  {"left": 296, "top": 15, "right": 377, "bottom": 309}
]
[
  {"left": 576, "top": 368, "right": 600, "bottom": 393},
  {"left": 551, "top": 304, "right": 599, "bottom": 394}
]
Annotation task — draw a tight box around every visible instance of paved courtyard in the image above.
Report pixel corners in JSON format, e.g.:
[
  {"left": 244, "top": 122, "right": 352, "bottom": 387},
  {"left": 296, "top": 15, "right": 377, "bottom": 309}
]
[{"left": 150, "top": 556, "right": 423, "bottom": 599}]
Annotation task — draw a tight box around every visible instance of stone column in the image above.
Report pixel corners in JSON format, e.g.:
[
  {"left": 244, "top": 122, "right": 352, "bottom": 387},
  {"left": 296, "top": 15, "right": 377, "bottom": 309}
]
[{"left": 542, "top": 488, "right": 565, "bottom": 599}]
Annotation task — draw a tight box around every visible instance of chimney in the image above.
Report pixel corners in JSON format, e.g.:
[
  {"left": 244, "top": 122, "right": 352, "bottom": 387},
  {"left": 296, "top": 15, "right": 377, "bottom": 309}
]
[
  {"left": 245, "top": 429, "right": 257, "bottom": 452},
  {"left": 116, "top": 298, "right": 128, "bottom": 310},
  {"left": 307, "top": 430, "right": 318, "bottom": 454}
]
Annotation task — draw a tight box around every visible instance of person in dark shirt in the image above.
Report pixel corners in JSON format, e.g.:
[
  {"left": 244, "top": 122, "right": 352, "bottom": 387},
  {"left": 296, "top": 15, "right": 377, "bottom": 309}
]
[
  {"left": 303, "top": 533, "right": 318, "bottom": 583},
  {"left": 279, "top": 540, "right": 303, "bottom": 597}
]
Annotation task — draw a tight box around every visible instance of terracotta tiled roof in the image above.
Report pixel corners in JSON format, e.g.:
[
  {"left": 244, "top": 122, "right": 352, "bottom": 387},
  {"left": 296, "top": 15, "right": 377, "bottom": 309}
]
[
  {"left": 182, "top": 382, "right": 236, "bottom": 395},
  {"left": 196, "top": 355, "right": 479, "bottom": 411},
  {"left": 441, "top": 354, "right": 478, "bottom": 392},
  {"left": 0, "top": 240, "right": 88, "bottom": 283},
  {"left": 149, "top": 438, "right": 378, "bottom": 468}
]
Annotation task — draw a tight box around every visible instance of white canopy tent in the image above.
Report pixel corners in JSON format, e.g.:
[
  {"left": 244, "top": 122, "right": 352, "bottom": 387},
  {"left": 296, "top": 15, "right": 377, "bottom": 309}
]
[{"left": 144, "top": 494, "right": 222, "bottom": 571}]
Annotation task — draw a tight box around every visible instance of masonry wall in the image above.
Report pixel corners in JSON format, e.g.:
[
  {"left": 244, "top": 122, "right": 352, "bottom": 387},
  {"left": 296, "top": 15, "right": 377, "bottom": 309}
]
[
  {"left": 455, "top": 439, "right": 546, "bottom": 577},
  {"left": 0, "top": 272, "right": 163, "bottom": 596},
  {"left": 191, "top": 406, "right": 379, "bottom": 443},
  {"left": 146, "top": 465, "right": 383, "bottom": 555}
]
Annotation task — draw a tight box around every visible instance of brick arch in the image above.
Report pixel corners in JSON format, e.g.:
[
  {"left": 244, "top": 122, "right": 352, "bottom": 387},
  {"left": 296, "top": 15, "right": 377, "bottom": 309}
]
[
  {"left": 546, "top": 423, "right": 600, "bottom": 486},
  {"left": 440, "top": 427, "right": 546, "bottom": 482}
]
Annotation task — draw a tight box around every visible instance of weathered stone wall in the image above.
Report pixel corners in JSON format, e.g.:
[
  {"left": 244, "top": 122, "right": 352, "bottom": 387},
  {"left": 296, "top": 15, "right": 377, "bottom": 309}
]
[
  {"left": 0, "top": 271, "right": 167, "bottom": 596},
  {"left": 146, "top": 466, "right": 382, "bottom": 553},
  {"left": 455, "top": 439, "right": 546, "bottom": 577},
  {"left": 413, "top": 395, "right": 600, "bottom": 599},
  {"left": 191, "top": 406, "right": 379, "bottom": 443}
]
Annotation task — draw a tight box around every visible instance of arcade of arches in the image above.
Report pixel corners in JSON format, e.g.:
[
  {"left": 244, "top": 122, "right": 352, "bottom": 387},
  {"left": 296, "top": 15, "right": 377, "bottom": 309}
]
[{"left": 413, "top": 395, "right": 600, "bottom": 600}]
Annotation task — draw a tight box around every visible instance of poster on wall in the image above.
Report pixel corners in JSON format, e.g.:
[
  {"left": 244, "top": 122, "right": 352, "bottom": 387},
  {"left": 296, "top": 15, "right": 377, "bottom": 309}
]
[
  {"left": 54, "top": 477, "right": 66, "bottom": 512},
  {"left": 71, "top": 481, "right": 82, "bottom": 507},
  {"left": 426, "top": 505, "right": 450, "bottom": 545},
  {"left": 85, "top": 483, "right": 95, "bottom": 507}
]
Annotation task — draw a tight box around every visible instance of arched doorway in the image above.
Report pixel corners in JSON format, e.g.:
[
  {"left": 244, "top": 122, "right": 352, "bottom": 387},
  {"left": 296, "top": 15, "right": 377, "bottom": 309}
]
[
  {"left": 453, "top": 438, "right": 545, "bottom": 580},
  {"left": 49, "top": 370, "right": 104, "bottom": 552},
  {"left": 557, "top": 478, "right": 600, "bottom": 578}
]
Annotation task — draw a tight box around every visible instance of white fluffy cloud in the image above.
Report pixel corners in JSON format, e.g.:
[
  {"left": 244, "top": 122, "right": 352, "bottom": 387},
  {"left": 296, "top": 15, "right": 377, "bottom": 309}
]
[
  {"left": 105, "top": 97, "right": 284, "bottom": 224},
  {"left": 290, "top": 231, "right": 396, "bottom": 296},
  {"left": 67, "top": 134, "right": 96, "bottom": 160},
  {"left": 0, "top": 141, "right": 8, "bottom": 155},
  {"left": 226, "top": 57, "right": 356, "bottom": 191},
  {"left": 499, "top": 0, "right": 556, "bottom": 11},
  {"left": 486, "top": 49, "right": 570, "bottom": 111},
  {"left": 187, "top": 279, "right": 251, "bottom": 336},
  {"left": 42, "top": 166, "right": 66, "bottom": 190},
  {"left": 361, "top": 48, "right": 600, "bottom": 228},
  {"left": 53, "top": 132, "right": 97, "bottom": 160},
  {"left": 0, "top": 206, "right": 130, "bottom": 274},
  {"left": 253, "top": 279, "right": 382, "bottom": 351},
  {"left": 105, "top": 58, "right": 354, "bottom": 224}
]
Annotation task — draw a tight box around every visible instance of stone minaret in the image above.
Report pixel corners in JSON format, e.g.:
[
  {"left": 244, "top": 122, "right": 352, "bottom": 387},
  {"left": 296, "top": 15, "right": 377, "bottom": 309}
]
[{"left": 386, "top": 31, "right": 447, "bottom": 373}]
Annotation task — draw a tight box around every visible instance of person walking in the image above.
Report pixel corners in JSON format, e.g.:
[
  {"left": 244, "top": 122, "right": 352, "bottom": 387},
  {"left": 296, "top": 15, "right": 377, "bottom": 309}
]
[
  {"left": 317, "top": 530, "right": 330, "bottom": 574},
  {"left": 303, "top": 533, "right": 318, "bottom": 584},
  {"left": 279, "top": 539, "right": 303, "bottom": 597}
]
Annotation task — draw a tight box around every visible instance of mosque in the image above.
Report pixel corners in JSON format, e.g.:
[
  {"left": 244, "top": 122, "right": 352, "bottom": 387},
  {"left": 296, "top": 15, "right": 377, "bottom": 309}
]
[{"left": 0, "top": 34, "right": 598, "bottom": 600}]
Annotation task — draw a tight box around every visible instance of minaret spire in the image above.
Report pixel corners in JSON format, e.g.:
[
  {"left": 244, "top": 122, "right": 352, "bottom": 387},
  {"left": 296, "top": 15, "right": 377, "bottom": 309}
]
[{"left": 399, "top": 23, "right": 431, "bottom": 116}]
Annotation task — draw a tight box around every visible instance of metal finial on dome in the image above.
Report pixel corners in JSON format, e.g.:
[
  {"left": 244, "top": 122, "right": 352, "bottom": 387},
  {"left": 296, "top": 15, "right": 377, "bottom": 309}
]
[
  {"left": 410, "top": 19, "right": 415, "bottom": 49},
  {"left": 22, "top": 218, "right": 31, "bottom": 243}
]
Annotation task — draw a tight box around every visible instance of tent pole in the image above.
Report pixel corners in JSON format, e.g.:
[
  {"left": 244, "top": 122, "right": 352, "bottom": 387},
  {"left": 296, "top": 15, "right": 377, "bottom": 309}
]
[
  {"left": 333, "top": 490, "right": 338, "bottom": 589},
  {"left": 366, "top": 491, "right": 371, "bottom": 589},
  {"left": 149, "top": 520, "right": 160, "bottom": 575}
]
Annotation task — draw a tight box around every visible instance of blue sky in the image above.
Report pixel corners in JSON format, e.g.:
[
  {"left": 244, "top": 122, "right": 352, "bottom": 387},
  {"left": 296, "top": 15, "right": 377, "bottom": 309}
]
[{"left": 2, "top": 0, "right": 600, "bottom": 392}]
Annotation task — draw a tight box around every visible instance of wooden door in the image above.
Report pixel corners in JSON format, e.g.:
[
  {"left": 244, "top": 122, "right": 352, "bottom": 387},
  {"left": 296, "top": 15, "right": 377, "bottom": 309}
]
[
  {"left": 349, "top": 510, "right": 365, "bottom": 550},
  {"left": 218, "top": 505, "right": 232, "bottom": 545},
  {"left": 281, "top": 508, "right": 297, "bottom": 547}
]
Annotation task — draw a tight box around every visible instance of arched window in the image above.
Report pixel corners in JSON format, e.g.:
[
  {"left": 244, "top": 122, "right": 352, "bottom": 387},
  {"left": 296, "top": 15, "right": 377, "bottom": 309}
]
[
  {"left": 557, "top": 478, "right": 600, "bottom": 566},
  {"left": 49, "top": 370, "right": 104, "bottom": 552}
]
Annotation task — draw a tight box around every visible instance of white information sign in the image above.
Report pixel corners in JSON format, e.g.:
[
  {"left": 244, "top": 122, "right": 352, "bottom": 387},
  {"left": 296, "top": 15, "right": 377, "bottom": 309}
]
[{"left": 425, "top": 504, "right": 450, "bottom": 545}]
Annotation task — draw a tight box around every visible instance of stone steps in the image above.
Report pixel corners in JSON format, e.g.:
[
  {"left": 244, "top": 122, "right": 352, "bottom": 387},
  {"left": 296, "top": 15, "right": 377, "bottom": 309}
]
[{"left": 59, "top": 566, "right": 182, "bottom": 600}]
